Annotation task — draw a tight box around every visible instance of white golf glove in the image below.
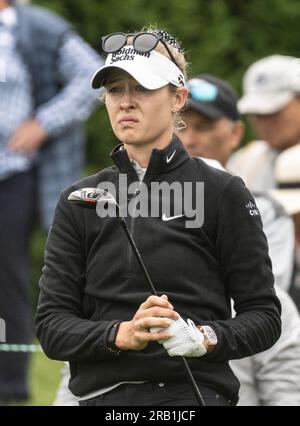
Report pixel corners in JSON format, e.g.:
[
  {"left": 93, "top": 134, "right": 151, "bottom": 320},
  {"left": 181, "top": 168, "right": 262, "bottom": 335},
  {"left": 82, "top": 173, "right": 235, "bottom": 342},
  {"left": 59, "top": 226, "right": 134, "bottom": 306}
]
[{"left": 150, "top": 317, "right": 207, "bottom": 358}]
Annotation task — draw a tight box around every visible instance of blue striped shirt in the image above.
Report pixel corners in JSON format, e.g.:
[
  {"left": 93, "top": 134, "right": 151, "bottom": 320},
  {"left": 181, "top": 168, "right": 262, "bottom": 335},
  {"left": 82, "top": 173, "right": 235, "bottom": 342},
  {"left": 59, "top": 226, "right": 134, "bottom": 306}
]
[
  {"left": 0, "top": 17, "right": 34, "bottom": 178},
  {"left": 0, "top": 6, "right": 102, "bottom": 180}
]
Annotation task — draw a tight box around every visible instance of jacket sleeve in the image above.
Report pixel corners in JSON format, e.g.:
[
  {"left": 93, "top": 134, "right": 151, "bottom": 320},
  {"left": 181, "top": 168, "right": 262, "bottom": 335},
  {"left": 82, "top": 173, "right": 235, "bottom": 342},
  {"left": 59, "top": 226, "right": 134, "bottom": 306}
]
[
  {"left": 255, "top": 195, "right": 295, "bottom": 292},
  {"left": 35, "top": 191, "right": 117, "bottom": 362},
  {"left": 35, "top": 33, "right": 103, "bottom": 137},
  {"left": 203, "top": 176, "right": 282, "bottom": 361}
]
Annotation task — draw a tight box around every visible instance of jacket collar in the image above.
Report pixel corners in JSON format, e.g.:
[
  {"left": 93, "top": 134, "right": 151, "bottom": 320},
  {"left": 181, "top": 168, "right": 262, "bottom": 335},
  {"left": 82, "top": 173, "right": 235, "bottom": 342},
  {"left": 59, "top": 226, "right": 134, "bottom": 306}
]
[{"left": 110, "top": 135, "right": 190, "bottom": 181}]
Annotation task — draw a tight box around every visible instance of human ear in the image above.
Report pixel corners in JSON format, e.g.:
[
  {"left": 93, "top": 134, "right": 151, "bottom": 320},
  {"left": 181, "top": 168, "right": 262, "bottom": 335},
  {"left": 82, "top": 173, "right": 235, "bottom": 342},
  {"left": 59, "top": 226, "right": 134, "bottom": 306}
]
[
  {"left": 230, "top": 120, "right": 244, "bottom": 150},
  {"left": 172, "top": 87, "right": 188, "bottom": 113}
]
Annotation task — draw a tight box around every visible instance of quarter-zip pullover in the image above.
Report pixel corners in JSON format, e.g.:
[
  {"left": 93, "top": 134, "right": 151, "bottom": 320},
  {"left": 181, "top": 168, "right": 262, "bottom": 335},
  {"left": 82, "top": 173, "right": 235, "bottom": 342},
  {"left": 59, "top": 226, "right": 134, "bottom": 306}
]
[{"left": 36, "top": 136, "right": 281, "bottom": 403}]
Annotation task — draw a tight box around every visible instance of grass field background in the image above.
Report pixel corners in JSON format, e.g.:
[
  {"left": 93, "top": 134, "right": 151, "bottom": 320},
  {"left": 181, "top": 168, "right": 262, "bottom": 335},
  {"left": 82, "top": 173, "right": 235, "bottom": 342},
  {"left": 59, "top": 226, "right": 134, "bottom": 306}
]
[{"left": 25, "top": 351, "right": 63, "bottom": 406}]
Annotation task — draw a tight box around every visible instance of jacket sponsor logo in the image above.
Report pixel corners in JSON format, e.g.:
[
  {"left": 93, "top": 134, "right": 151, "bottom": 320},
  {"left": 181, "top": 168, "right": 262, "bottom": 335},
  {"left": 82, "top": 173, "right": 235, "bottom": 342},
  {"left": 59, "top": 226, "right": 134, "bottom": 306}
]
[
  {"left": 162, "top": 213, "right": 185, "bottom": 221},
  {"left": 166, "top": 150, "right": 176, "bottom": 164},
  {"left": 246, "top": 200, "right": 260, "bottom": 216}
]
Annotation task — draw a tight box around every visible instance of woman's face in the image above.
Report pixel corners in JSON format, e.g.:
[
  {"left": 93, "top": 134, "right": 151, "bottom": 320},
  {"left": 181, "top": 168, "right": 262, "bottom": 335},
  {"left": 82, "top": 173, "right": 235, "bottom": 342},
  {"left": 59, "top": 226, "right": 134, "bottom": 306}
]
[{"left": 104, "top": 69, "right": 186, "bottom": 149}]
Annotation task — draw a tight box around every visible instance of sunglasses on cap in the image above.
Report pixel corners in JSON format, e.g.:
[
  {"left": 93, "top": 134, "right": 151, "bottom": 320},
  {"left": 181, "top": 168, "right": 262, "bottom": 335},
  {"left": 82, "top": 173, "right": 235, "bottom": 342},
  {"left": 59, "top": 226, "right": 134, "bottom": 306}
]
[
  {"left": 188, "top": 80, "right": 218, "bottom": 102},
  {"left": 101, "top": 32, "right": 180, "bottom": 69}
]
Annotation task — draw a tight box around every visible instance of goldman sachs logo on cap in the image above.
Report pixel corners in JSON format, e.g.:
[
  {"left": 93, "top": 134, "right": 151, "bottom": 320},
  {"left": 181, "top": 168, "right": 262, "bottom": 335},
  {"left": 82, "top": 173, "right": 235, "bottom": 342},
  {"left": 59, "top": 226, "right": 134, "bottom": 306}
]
[{"left": 110, "top": 47, "right": 150, "bottom": 64}]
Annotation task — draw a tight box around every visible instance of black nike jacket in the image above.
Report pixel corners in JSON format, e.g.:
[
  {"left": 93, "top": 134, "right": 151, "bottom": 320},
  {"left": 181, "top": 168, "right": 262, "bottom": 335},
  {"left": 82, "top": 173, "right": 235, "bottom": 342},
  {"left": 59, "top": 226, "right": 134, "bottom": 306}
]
[{"left": 35, "top": 136, "right": 281, "bottom": 403}]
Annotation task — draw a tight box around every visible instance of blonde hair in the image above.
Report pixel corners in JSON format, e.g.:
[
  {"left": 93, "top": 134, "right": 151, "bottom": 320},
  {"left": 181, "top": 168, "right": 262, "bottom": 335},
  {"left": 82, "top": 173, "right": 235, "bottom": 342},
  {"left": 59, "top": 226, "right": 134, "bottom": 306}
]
[
  {"left": 139, "top": 26, "right": 188, "bottom": 131},
  {"left": 139, "top": 25, "right": 189, "bottom": 80}
]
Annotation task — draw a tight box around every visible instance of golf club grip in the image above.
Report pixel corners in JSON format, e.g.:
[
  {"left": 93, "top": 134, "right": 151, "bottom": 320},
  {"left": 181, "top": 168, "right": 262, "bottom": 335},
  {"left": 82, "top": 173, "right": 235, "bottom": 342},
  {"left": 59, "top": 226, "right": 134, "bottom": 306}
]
[{"left": 119, "top": 217, "right": 206, "bottom": 406}]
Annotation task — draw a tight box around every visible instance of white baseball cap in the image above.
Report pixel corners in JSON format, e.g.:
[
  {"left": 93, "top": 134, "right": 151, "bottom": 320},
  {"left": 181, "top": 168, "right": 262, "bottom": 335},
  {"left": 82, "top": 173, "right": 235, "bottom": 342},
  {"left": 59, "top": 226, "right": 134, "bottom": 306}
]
[
  {"left": 91, "top": 45, "right": 185, "bottom": 90},
  {"left": 238, "top": 55, "right": 300, "bottom": 114},
  {"left": 269, "top": 143, "right": 300, "bottom": 216}
]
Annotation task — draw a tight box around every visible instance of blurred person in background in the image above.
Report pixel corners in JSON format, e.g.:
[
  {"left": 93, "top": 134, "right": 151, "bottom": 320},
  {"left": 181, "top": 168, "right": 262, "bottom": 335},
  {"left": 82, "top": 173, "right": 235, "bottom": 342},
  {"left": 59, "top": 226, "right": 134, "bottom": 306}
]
[
  {"left": 269, "top": 144, "right": 300, "bottom": 311},
  {"left": 0, "top": 0, "right": 102, "bottom": 402},
  {"left": 178, "top": 74, "right": 300, "bottom": 405},
  {"left": 228, "top": 55, "right": 300, "bottom": 309},
  {"left": 228, "top": 54, "right": 300, "bottom": 191}
]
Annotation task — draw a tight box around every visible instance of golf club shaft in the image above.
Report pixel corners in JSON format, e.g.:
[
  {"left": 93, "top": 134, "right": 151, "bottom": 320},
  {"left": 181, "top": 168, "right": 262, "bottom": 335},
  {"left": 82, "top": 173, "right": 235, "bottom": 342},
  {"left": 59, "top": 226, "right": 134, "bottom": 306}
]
[
  {"left": 119, "top": 217, "right": 157, "bottom": 296},
  {"left": 118, "top": 217, "right": 206, "bottom": 407}
]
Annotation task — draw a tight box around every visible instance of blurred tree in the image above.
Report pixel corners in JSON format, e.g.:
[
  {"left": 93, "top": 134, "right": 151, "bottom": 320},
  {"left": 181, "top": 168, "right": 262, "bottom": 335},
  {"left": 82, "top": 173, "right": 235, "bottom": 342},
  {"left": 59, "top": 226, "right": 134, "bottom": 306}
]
[{"left": 32, "top": 0, "right": 300, "bottom": 169}]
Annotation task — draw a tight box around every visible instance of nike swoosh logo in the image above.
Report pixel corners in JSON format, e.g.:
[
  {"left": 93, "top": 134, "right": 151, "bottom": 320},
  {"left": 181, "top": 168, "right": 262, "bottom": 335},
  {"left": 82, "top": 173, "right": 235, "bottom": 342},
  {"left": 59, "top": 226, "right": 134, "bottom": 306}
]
[
  {"left": 166, "top": 150, "right": 176, "bottom": 163},
  {"left": 162, "top": 213, "right": 185, "bottom": 221}
]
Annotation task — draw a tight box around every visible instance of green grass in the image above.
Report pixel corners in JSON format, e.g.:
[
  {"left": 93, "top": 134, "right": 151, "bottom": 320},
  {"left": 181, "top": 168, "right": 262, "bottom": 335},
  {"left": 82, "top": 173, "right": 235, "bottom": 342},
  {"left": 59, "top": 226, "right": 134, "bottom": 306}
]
[{"left": 25, "top": 351, "right": 64, "bottom": 406}]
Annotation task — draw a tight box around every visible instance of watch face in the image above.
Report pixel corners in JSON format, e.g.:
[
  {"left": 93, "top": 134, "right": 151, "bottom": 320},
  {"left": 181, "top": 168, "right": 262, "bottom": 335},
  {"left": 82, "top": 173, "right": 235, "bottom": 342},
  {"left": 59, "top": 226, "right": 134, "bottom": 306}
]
[{"left": 203, "top": 326, "right": 217, "bottom": 345}]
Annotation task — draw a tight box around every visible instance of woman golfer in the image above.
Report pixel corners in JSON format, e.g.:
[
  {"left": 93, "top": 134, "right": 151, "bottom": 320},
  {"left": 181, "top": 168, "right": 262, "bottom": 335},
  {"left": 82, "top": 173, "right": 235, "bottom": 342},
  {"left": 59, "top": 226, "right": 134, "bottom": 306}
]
[{"left": 36, "top": 28, "right": 281, "bottom": 406}]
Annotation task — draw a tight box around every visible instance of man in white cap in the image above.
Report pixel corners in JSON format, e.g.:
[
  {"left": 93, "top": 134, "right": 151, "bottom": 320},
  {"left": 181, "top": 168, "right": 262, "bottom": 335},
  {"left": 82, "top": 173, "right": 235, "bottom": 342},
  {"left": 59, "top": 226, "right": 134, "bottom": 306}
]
[{"left": 228, "top": 54, "right": 300, "bottom": 191}]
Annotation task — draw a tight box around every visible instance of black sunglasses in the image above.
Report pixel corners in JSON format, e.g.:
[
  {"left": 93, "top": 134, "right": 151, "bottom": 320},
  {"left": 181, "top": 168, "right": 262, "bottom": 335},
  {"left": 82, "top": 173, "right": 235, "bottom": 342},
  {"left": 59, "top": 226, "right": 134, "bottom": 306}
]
[{"left": 101, "top": 32, "right": 180, "bottom": 69}]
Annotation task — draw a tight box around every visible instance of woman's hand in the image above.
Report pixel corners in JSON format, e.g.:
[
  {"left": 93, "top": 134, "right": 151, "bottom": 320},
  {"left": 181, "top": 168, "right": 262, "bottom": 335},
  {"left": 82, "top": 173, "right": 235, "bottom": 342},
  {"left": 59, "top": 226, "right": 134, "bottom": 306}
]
[{"left": 115, "top": 295, "right": 180, "bottom": 351}]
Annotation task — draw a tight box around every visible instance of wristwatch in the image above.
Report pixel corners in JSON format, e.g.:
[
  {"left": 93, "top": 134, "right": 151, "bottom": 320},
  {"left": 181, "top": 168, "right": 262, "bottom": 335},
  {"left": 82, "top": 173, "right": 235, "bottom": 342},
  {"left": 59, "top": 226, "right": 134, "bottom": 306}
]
[
  {"left": 199, "top": 326, "right": 218, "bottom": 353},
  {"left": 107, "top": 321, "right": 122, "bottom": 355}
]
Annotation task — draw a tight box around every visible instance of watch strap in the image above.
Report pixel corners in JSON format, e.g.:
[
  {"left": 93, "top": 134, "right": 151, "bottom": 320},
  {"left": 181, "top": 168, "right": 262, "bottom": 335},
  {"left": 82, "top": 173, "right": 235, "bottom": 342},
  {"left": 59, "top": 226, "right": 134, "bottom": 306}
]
[{"left": 107, "top": 321, "right": 122, "bottom": 355}]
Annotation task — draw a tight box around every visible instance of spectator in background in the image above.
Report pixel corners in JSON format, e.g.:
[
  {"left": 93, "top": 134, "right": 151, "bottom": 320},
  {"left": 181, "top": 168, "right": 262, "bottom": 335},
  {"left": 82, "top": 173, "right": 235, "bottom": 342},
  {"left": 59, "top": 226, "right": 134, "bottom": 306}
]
[
  {"left": 178, "top": 74, "right": 300, "bottom": 405},
  {"left": 180, "top": 74, "right": 244, "bottom": 168},
  {"left": 231, "top": 285, "right": 300, "bottom": 406},
  {"left": 233, "top": 145, "right": 300, "bottom": 405},
  {"left": 0, "top": 0, "right": 102, "bottom": 402},
  {"left": 227, "top": 55, "right": 300, "bottom": 310},
  {"left": 228, "top": 54, "right": 300, "bottom": 191},
  {"left": 269, "top": 144, "right": 300, "bottom": 310}
]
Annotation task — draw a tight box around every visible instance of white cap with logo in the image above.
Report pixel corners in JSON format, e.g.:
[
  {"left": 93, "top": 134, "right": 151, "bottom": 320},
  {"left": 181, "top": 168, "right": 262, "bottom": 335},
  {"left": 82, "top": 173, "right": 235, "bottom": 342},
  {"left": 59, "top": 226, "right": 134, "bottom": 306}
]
[
  {"left": 91, "top": 46, "right": 185, "bottom": 90},
  {"left": 238, "top": 55, "right": 300, "bottom": 114}
]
